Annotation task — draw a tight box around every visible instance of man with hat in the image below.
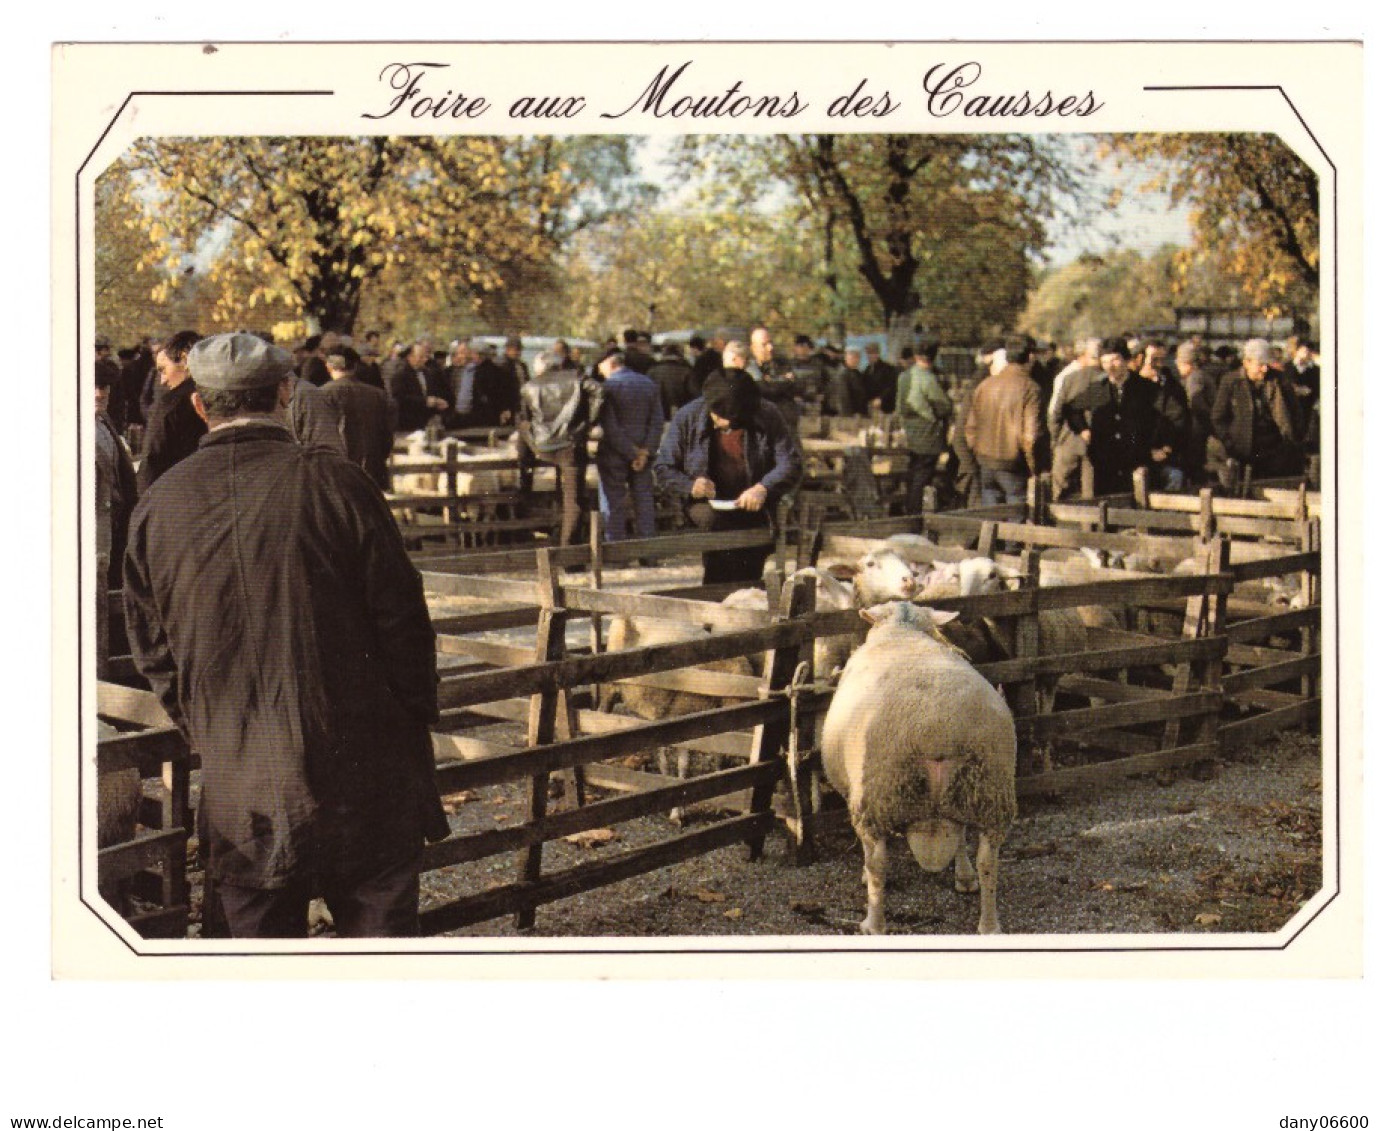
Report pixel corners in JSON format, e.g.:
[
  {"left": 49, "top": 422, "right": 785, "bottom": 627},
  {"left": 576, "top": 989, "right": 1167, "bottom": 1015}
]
[
  {"left": 1062, "top": 336, "right": 1159, "bottom": 496},
  {"left": 595, "top": 347, "right": 664, "bottom": 542},
  {"left": 319, "top": 344, "right": 395, "bottom": 490},
  {"left": 123, "top": 332, "right": 448, "bottom": 938},
  {"left": 1210, "top": 337, "right": 1305, "bottom": 482},
  {"left": 654, "top": 366, "right": 802, "bottom": 585}
]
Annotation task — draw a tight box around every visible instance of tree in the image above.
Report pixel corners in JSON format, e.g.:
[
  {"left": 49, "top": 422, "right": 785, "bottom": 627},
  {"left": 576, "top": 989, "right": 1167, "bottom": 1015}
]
[
  {"left": 1101, "top": 133, "right": 1319, "bottom": 315},
  {"left": 679, "top": 134, "right": 1084, "bottom": 351},
  {"left": 93, "top": 162, "right": 173, "bottom": 346},
  {"left": 114, "top": 135, "right": 646, "bottom": 339}
]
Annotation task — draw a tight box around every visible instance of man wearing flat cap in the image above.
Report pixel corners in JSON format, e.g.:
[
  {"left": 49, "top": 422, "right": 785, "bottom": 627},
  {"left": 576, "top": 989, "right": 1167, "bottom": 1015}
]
[
  {"left": 1210, "top": 337, "right": 1305, "bottom": 482},
  {"left": 655, "top": 366, "right": 802, "bottom": 585},
  {"left": 123, "top": 332, "right": 448, "bottom": 938}
]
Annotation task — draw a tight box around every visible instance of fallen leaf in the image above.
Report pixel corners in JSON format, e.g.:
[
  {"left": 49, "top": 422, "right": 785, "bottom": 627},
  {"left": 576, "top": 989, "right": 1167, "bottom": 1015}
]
[
  {"left": 691, "top": 888, "right": 727, "bottom": 903},
  {"left": 722, "top": 908, "right": 743, "bottom": 920},
  {"left": 563, "top": 828, "right": 620, "bottom": 848},
  {"left": 1195, "top": 912, "right": 1223, "bottom": 927},
  {"left": 441, "top": 790, "right": 476, "bottom": 813},
  {"left": 493, "top": 813, "right": 508, "bottom": 822},
  {"left": 791, "top": 900, "right": 824, "bottom": 914}
]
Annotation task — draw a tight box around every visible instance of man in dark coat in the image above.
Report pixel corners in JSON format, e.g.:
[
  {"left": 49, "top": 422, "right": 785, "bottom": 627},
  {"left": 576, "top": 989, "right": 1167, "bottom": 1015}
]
[
  {"left": 320, "top": 346, "right": 395, "bottom": 490},
  {"left": 1211, "top": 337, "right": 1305, "bottom": 480},
  {"left": 655, "top": 368, "right": 802, "bottom": 585},
  {"left": 863, "top": 342, "right": 899, "bottom": 414},
  {"left": 647, "top": 342, "right": 696, "bottom": 417},
  {"left": 95, "top": 338, "right": 127, "bottom": 430},
  {"left": 382, "top": 340, "right": 445, "bottom": 432},
  {"left": 1063, "top": 337, "right": 1159, "bottom": 496},
  {"left": 688, "top": 333, "right": 722, "bottom": 394},
  {"left": 828, "top": 347, "right": 871, "bottom": 417},
  {"left": 123, "top": 332, "right": 447, "bottom": 938},
  {"left": 468, "top": 342, "right": 521, "bottom": 428},
  {"left": 1136, "top": 357, "right": 1192, "bottom": 492},
  {"left": 137, "top": 330, "right": 206, "bottom": 493}
]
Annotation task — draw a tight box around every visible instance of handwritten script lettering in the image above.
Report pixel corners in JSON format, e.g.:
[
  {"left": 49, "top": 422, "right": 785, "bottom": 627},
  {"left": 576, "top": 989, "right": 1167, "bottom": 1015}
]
[
  {"left": 922, "top": 61, "right": 1103, "bottom": 118},
  {"left": 363, "top": 62, "right": 490, "bottom": 120},
  {"left": 599, "top": 62, "right": 807, "bottom": 120}
]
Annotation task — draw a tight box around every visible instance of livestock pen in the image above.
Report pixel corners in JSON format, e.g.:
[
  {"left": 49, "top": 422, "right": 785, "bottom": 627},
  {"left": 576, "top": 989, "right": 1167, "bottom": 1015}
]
[{"left": 90, "top": 488, "right": 1323, "bottom": 937}]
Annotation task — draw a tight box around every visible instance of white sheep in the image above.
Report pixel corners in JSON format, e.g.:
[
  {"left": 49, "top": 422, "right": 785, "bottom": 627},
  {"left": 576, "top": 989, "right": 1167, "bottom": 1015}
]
[
  {"left": 820, "top": 601, "right": 1018, "bottom": 934},
  {"left": 603, "top": 613, "right": 758, "bottom": 821}
]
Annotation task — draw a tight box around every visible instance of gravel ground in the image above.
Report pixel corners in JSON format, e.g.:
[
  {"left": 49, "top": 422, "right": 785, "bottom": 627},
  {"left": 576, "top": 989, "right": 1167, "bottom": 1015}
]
[{"left": 419, "top": 726, "right": 1323, "bottom": 939}]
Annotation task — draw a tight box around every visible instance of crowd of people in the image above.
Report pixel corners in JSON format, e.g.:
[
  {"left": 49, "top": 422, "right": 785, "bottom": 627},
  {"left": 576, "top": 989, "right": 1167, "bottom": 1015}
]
[{"left": 91, "top": 319, "right": 1320, "bottom": 939}]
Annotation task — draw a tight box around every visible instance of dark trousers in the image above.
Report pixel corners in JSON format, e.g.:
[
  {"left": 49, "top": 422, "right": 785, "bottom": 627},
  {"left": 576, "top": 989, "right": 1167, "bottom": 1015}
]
[
  {"left": 905, "top": 453, "right": 941, "bottom": 513},
  {"left": 685, "top": 501, "right": 773, "bottom": 585},
  {"left": 215, "top": 850, "right": 423, "bottom": 939}
]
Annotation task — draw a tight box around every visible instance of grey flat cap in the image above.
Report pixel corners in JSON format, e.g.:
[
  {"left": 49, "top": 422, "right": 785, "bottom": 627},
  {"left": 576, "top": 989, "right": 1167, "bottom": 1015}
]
[{"left": 188, "top": 332, "right": 295, "bottom": 392}]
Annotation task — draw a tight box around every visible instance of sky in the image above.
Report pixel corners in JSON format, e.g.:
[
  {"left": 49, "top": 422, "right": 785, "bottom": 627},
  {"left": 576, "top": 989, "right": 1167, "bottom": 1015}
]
[{"left": 635, "top": 134, "right": 1194, "bottom": 267}]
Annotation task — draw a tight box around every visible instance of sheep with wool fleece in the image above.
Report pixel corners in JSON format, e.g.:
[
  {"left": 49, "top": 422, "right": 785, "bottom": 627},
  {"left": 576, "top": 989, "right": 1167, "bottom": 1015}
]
[{"left": 820, "top": 601, "right": 1017, "bottom": 935}]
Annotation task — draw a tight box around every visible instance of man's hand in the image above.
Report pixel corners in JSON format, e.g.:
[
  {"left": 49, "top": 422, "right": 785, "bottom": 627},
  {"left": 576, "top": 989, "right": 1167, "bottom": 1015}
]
[
  {"left": 631, "top": 448, "right": 649, "bottom": 472},
  {"left": 1151, "top": 446, "right": 1171, "bottom": 463},
  {"left": 1080, "top": 429, "right": 1092, "bottom": 445},
  {"left": 499, "top": 410, "right": 513, "bottom": 425},
  {"left": 691, "top": 477, "right": 717, "bottom": 499},
  {"left": 736, "top": 483, "right": 768, "bottom": 512},
  {"left": 426, "top": 395, "right": 449, "bottom": 411}
]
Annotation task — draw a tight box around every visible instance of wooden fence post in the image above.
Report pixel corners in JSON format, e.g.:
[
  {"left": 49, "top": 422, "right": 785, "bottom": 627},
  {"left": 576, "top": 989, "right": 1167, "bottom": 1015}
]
[
  {"left": 1197, "top": 488, "right": 1216, "bottom": 543},
  {"left": 1014, "top": 548, "right": 1044, "bottom": 776},
  {"left": 1132, "top": 466, "right": 1151, "bottom": 509},
  {"left": 1222, "top": 458, "right": 1241, "bottom": 496},
  {"left": 1163, "top": 536, "right": 1229, "bottom": 768},
  {"left": 1300, "top": 518, "right": 1320, "bottom": 726},
  {"left": 921, "top": 484, "right": 939, "bottom": 516},
  {"left": 588, "top": 511, "right": 605, "bottom": 702},
  {"left": 745, "top": 572, "right": 814, "bottom": 863},
  {"left": 1293, "top": 483, "right": 1311, "bottom": 550},
  {"left": 514, "top": 549, "right": 566, "bottom": 930},
  {"left": 977, "top": 519, "right": 997, "bottom": 560}
]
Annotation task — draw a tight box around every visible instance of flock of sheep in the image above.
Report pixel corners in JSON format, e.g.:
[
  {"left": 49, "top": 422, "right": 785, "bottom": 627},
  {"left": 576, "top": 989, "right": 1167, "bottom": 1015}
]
[
  {"left": 601, "top": 534, "right": 1303, "bottom": 936},
  {"left": 97, "top": 516, "right": 1308, "bottom": 938}
]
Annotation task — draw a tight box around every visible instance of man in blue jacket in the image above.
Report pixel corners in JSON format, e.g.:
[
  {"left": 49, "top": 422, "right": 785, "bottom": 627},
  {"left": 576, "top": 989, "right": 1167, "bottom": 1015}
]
[
  {"left": 655, "top": 368, "right": 802, "bottom": 584},
  {"left": 596, "top": 347, "right": 665, "bottom": 541}
]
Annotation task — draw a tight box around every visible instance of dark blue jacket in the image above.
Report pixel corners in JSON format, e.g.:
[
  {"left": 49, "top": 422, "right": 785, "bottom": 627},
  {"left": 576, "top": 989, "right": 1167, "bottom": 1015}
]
[
  {"left": 654, "top": 397, "right": 803, "bottom": 508},
  {"left": 598, "top": 367, "right": 664, "bottom": 463}
]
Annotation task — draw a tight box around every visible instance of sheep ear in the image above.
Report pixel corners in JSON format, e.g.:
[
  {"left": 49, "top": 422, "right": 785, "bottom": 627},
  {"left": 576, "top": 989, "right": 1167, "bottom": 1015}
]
[
  {"left": 859, "top": 607, "right": 879, "bottom": 625},
  {"left": 829, "top": 563, "right": 857, "bottom": 581},
  {"left": 928, "top": 609, "right": 961, "bottom": 626}
]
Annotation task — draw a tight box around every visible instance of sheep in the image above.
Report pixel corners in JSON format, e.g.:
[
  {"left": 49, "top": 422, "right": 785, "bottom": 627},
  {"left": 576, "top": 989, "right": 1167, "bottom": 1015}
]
[
  {"left": 723, "top": 568, "right": 862, "bottom": 682},
  {"left": 96, "top": 720, "right": 143, "bottom": 911},
  {"left": 914, "top": 556, "right": 1085, "bottom": 774},
  {"left": 820, "top": 601, "right": 1017, "bottom": 935},
  {"left": 851, "top": 548, "right": 925, "bottom": 607},
  {"left": 602, "top": 613, "right": 759, "bottom": 822},
  {"left": 96, "top": 720, "right": 141, "bottom": 850}
]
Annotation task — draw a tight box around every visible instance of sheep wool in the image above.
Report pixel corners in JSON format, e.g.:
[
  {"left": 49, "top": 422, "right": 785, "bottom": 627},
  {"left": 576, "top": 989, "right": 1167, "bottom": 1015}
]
[{"left": 820, "top": 602, "right": 1017, "bottom": 935}]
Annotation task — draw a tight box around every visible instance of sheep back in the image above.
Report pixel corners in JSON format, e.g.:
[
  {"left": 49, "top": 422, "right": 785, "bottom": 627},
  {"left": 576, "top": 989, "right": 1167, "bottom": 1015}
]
[{"left": 821, "top": 628, "right": 1017, "bottom": 841}]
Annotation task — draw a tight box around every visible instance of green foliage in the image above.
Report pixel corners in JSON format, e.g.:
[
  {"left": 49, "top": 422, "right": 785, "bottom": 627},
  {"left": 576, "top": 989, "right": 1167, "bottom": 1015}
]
[{"left": 1018, "top": 246, "right": 1253, "bottom": 345}]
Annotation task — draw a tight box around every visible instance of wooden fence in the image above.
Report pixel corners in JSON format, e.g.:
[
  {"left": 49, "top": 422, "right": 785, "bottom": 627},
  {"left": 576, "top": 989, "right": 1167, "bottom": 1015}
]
[
  {"left": 93, "top": 682, "right": 192, "bottom": 938},
  {"left": 91, "top": 493, "right": 1321, "bottom": 936}
]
